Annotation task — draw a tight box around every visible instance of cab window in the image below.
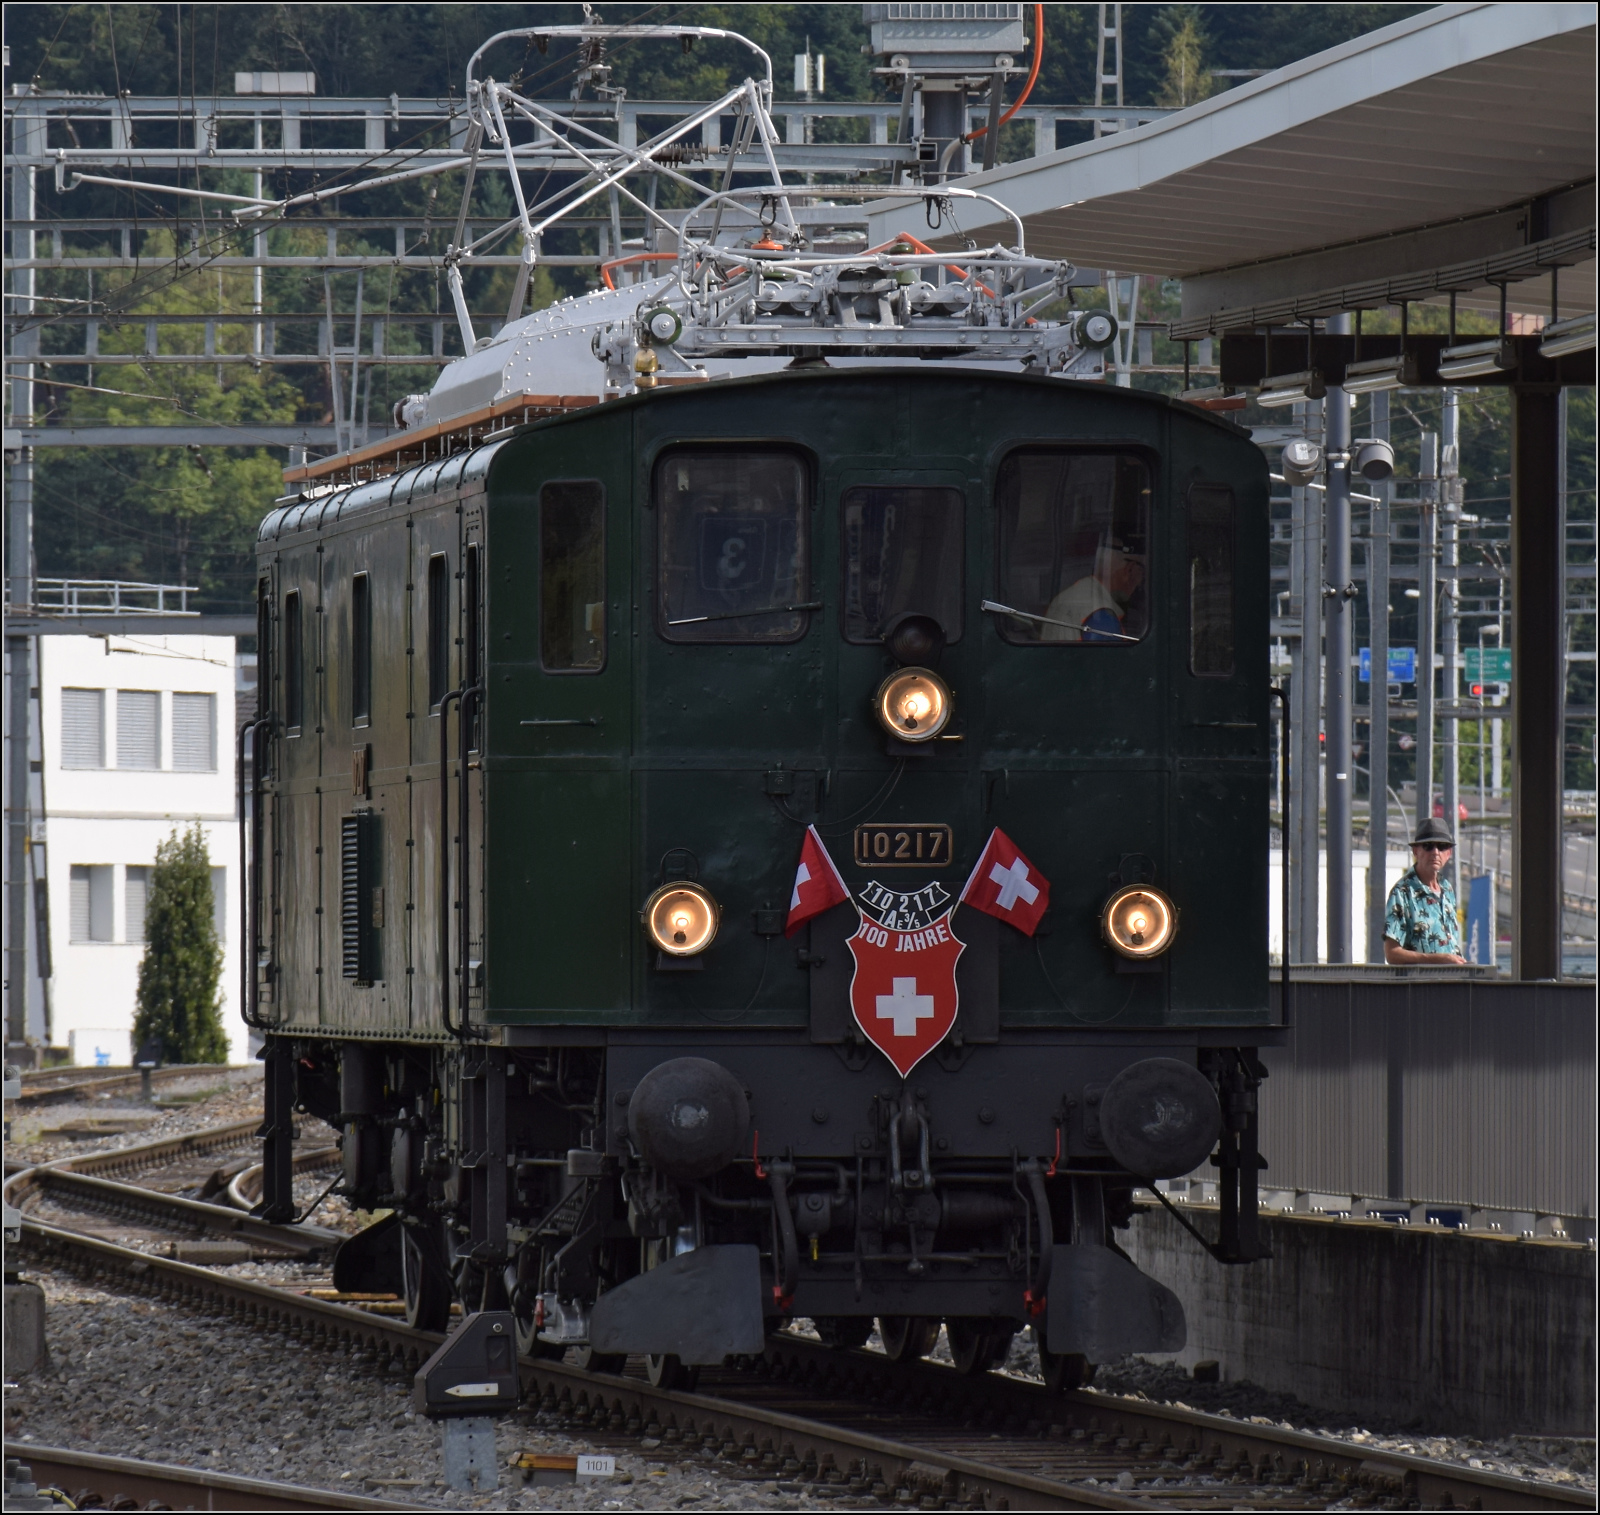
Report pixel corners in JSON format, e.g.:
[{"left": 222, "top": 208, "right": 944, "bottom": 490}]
[
  {"left": 841, "top": 486, "right": 964, "bottom": 644},
  {"left": 994, "top": 450, "right": 1151, "bottom": 644},
  {"left": 657, "top": 449, "right": 809, "bottom": 643}
]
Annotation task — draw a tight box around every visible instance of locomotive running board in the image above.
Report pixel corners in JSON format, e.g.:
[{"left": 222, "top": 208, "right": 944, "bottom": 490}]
[
  {"left": 1045, "top": 1243, "right": 1187, "bottom": 1361},
  {"left": 589, "top": 1244, "right": 767, "bottom": 1364}
]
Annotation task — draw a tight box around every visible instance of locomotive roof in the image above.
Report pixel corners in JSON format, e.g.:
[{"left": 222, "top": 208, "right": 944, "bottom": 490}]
[{"left": 258, "top": 366, "right": 1257, "bottom": 544}]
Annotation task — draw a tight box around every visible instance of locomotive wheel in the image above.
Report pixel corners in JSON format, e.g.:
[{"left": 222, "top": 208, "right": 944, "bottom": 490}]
[
  {"left": 814, "top": 1316, "right": 873, "bottom": 1351},
  {"left": 573, "top": 1344, "right": 629, "bottom": 1375},
  {"left": 644, "top": 1353, "right": 699, "bottom": 1390},
  {"left": 946, "top": 1319, "right": 1014, "bottom": 1376},
  {"left": 401, "top": 1225, "right": 452, "bottom": 1334},
  {"left": 1035, "top": 1336, "right": 1096, "bottom": 1392},
  {"left": 877, "top": 1315, "right": 939, "bottom": 1362}
]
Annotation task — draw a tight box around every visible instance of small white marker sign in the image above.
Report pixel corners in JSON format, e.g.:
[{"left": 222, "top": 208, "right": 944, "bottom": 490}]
[{"left": 576, "top": 1455, "right": 616, "bottom": 1481}]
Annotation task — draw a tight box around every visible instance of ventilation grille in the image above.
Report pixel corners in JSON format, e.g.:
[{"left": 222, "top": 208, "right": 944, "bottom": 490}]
[{"left": 340, "top": 813, "right": 379, "bottom": 984}]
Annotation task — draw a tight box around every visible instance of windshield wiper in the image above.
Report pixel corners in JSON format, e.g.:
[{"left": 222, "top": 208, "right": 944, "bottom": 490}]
[
  {"left": 979, "top": 598, "right": 1140, "bottom": 644},
  {"left": 668, "top": 601, "right": 822, "bottom": 627}
]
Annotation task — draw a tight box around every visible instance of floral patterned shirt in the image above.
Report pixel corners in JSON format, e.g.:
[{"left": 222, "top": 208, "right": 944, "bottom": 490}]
[{"left": 1384, "top": 868, "right": 1462, "bottom": 957}]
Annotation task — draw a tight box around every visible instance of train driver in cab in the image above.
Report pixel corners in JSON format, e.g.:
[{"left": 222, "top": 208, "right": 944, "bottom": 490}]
[{"left": 1041, "top": 537, "right": 1144, "bottom": 642}]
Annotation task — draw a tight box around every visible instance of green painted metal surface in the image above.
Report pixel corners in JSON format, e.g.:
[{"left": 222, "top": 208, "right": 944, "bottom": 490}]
[{"left": 256, "top": 368, "right": 1271, "bottom": 1039}]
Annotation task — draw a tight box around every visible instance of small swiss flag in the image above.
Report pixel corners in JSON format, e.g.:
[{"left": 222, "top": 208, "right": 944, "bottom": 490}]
[
  {"left": 785, "top": 825, "right": 851, "bottom": 937},
  {"left": 960, "top": 827, "right": 1050, "bottom": 936}
]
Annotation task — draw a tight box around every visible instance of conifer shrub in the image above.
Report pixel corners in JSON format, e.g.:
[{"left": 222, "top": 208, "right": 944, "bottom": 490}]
[{"left": 132, "top": 824, "right": 229, "bottom": 1064}]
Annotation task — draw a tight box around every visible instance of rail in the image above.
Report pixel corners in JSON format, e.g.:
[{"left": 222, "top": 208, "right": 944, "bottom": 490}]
[
  {"left": 5, "top": 1445, "right": 409, "bottom": 1512},
  {"left": 13, "top": 1217, "right": 1588, "bottom": 1512}
]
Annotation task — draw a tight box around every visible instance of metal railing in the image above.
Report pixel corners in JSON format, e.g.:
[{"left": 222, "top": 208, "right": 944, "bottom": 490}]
[
  {"left": 1245, "top": 977, "right": 1596, "bottom": 1231},
  {"left": 9, "top": 578, "right": 199, "bottom": 616}
]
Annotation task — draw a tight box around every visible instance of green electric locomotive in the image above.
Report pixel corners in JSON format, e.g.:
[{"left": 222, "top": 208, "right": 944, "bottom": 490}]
[{"left": 248, "top": 360, "right": 1275, "bottom": 1386}]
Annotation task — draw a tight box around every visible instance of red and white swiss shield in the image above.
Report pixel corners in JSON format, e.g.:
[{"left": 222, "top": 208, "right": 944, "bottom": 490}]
[{"left": 847, "top": 909, "right": 965, "bottom": 1078}]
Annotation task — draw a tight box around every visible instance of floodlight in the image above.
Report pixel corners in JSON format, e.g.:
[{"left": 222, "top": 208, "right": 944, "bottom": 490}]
[
  {"left": 1279, "top": 438, "right": 1324, "bottom": 487},
  {"left": 1351, "top": 438, "right": 1395, "bottom": 481},
  {"left": 1256, "top": 370, "right": 1325, "bottom": 408},
  {"left": 1436, "top": 339, "right": 1514, "bottom": 381},
  {"left": 1340, "top": 353, "right": 1418, "bottom": 395},
  {"left": 1539, "top": 312, "right": 1595, "bottom": 358}
]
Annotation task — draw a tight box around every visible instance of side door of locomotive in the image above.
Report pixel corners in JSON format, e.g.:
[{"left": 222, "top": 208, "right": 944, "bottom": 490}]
[{"left": 483, "top": 421, "right": 634, "bottom": 1017}]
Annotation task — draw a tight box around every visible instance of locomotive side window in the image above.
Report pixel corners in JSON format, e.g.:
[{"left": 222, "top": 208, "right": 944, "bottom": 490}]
[
  {"left": 1187, "top": 484, "right": 1236, "bottom": 676},
  {"left": 351, "top": 572, "right": 372, "bottom": 727},
  {"left": 427, "top": 554, "right": 450, "bottom": 708},
  {"left": 283, "top": 590, "right": 304, "bottom": 734},
  {"left": 540, "top": 481, "right": 606, "bottom": 672},
  {"left": 994, "top": 450, "right": 1151, "bottom": 645},
  {"left": 656, "top": 449, "right": 809, "bottom": 643},
  {"left": 841, "top": 486, "right": 964, "bottom": 644}
]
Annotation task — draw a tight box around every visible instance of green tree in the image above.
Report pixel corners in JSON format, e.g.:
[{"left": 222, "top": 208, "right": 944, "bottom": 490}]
[
  {"left": 132, "top": 825, "right": 229, "bottom": 1065},
  {"left": 1153, "top": 6, "right": 1215, "bottom": 109}
]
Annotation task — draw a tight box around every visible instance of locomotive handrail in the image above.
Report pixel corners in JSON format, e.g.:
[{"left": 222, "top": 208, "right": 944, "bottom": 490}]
[
  {"left": 237, "top": 715, "right": 272, "bottom": 1031},
  {"left": 459, "top": 683, "right": 484, "bottom": 1039},
  {"left": 1269, "top": 685, "right": 1291, "bottom": 1029},
  {"left": 439, "top": 685, "right": 487, "bottom": 1042},
  {"left": 439, "top": 688, "right": 464, "bottom": 1040}
]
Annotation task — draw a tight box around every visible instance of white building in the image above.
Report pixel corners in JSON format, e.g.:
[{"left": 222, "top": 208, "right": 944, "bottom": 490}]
[{"left": 38, "top": 634, "right": 244, "bottom": 1065}]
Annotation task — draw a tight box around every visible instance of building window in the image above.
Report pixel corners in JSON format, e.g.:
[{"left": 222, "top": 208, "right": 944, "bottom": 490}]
[
  {"left": 540, "top": 482, "right": 606, "bottom": 672},
  {"left": 61, "top": 688, "right": 105, "bottom": 768},
  {"left": 117, "top": 690, "right": 162, "bottom": 769},
  {"left": 125, "top": 866, "right": 151, "bottom": 944},
  {"left": 1188, "top": 484, "right": 1236, "bottom": 676},
  {"left": 283, "top": 589, "right": 304, "bottom": 733},
  {"left": 351, "top": 573, "right": 372, "bottom": 727},
  {"left": 70, "top": 865, "right": 113, "bottom": 942},
  {"left": 210, "top": 867, "right": 226, "bottom": 943},
  {"left": 427, "top": 553, "right": 451, "bottom": 709},
  {"left": 172, "top": 693, "right": 217, "bottom": 771}
]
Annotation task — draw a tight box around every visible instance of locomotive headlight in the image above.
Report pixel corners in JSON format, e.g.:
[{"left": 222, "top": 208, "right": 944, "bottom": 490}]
[
  {"left": 643, "top": 882, "right": 719, "bottom": 956},
  {"left": 874, "top": 668, "right": 952, "bottom": 743},
  {"left": 1102, "top": 884, "right": 1177, "bottom": 959}
]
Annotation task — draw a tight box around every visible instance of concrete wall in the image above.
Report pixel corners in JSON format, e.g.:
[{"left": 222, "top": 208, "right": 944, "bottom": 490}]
[{"left": 1124, "top": 1206, "right": 1595, "bottom": 1437}]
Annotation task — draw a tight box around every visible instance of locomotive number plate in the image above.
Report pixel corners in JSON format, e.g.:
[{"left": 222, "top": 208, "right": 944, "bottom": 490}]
[{"left": 853, "top": 824, "right": 953, "bottom": 868}]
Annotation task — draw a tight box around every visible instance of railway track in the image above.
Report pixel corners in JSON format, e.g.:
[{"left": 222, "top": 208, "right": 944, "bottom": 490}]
[
  {"left": 10, "top": 1063, "right": 242, "bottom": 1108},
  {"left": 4, "top": 1444, "right": 417, "bottom": 1511},
  {"left": 14, "top": 1208, "right": 1590, "bottom": 1513},
  {"left": 6, "top": 1117, "right": 345, "bottom": 1263}
]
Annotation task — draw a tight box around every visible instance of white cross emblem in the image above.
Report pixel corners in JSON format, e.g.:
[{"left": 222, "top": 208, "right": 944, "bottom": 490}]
[
  {"left": 791, "top": 861, "right": 811, "bottom": 911},
  {"left": 876, "top": 977, "right": 935, "bottom": 1038},
  {"left": 989, "top": 857, "right": 1040, "bottom": 911}
]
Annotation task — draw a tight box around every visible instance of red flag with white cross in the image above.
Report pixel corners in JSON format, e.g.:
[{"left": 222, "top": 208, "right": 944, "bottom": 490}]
[
  {"left": 960, "top": 827, "right": 1050, "bottom": 936},
  {"left": 785, "top": 825, "right": 851, "bottom": 937},
  {"left": 847, "top": 909, "right": 965, "bottom": 1078}
]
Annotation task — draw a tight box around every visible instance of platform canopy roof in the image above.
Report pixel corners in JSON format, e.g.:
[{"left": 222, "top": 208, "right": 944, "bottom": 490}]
[{"left": 864, "top": 2, "right": 1595, "bottom": 337}]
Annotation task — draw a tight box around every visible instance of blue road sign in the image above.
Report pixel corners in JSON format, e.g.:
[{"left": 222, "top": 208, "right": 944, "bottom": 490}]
[
  {"left": 1466, "top": 874, "right": 1495, "bottom": 966},
  {"left": 1359, "top": 646, "right": 1416, "bottom": 683}
]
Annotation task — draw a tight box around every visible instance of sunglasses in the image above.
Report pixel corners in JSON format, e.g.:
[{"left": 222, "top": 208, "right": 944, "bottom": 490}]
[{"left": 1416, "top": 843, "right": 1453, "bottom": 852}]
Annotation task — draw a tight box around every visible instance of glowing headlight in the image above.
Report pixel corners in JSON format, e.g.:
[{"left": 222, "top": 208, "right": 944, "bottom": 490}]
[
  {"left": 643, "top": 882, "right": 719, "bottom": 956},
  {"left": 874, "top": 667, "right": 952, "bottom": 743},
  {"left": 1102, "top": 884, "right": 1177, "bottom": 959}
]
